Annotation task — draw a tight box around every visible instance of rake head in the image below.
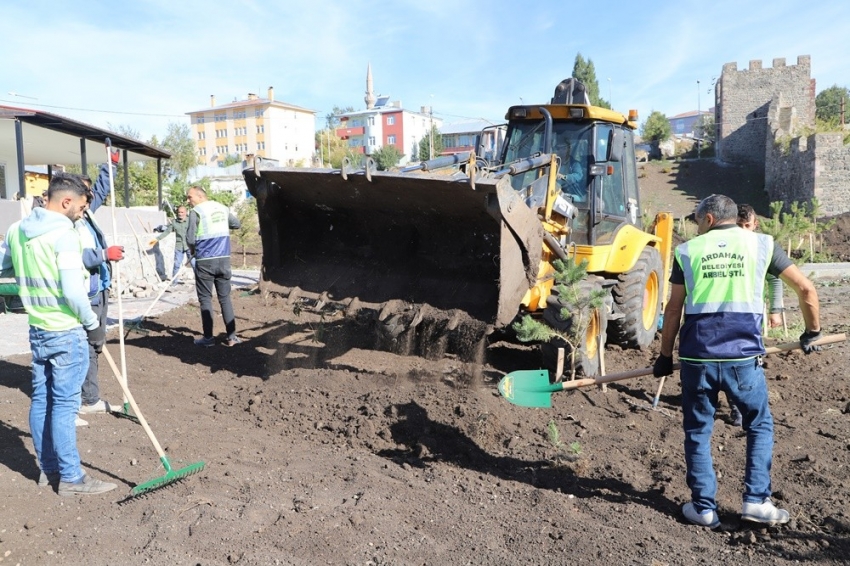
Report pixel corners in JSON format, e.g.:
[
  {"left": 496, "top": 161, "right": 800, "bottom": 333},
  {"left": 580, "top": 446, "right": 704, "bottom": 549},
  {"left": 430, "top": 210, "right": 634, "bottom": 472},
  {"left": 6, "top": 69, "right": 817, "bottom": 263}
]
[
  {"left": 130, "top": 459, "right": 205, "bottom": 497},
  {"left": 111, "top": 403, "right": 141, "bottom": 424}
]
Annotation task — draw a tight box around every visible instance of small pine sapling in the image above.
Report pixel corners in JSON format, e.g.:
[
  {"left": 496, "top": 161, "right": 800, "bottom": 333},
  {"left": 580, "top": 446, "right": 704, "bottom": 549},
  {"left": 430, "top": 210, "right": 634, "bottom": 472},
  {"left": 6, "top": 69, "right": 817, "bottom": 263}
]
[{"left": 513, "top": 257, "right": 607, "bottom": 380}]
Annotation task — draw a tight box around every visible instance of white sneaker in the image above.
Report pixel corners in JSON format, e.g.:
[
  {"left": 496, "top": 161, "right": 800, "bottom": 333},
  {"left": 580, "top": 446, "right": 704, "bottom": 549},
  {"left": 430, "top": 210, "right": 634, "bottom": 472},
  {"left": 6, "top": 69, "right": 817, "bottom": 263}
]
[
  {"left": 682, "top": 502, "right": 720, "bottom": 528},
  {"left": 79, "top": 400, "right": 114, "bottom": 414},
  {"left": 75, "top": 416, "right": 88, "bottom": 427},
  {"left": 742, "top": 498, "right": 790, "bottom": 526}
]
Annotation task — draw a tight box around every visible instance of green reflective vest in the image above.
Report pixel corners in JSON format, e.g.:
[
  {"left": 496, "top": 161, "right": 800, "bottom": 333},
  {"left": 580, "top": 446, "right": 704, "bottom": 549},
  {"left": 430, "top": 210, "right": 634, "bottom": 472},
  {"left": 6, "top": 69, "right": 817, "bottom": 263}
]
[
  {"left": 6, "top": 221, "right": 89, "bottom": 331},
  {"left": 675, "top": 226, "right": 773, "bottom": 360},
  {"left": 193, "top": 200, "right": 232, "bottom": 260}
]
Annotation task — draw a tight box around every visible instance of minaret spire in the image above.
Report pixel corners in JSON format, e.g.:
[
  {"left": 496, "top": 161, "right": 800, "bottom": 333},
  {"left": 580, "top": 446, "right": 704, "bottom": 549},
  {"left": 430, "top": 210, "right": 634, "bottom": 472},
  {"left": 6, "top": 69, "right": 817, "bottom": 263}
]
[{"left": 365, "top": 63, "right": 376, "bottom": 109}]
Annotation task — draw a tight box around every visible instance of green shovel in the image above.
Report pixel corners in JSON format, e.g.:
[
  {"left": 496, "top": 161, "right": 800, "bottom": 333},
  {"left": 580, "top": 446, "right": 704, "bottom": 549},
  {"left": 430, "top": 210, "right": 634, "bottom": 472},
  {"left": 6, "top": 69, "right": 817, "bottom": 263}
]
[{"left": 499, "top": 333, "right": 845, "bottom": 408}]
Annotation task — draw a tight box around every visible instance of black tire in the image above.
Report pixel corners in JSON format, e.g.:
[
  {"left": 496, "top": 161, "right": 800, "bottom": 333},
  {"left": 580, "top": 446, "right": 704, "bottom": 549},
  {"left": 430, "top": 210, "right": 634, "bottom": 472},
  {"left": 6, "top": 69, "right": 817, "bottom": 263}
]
[
  {"left": 607, "top": 246, "right": 663, "bottom": 349},
  {"left": 541, "top": 278, "right": 608, "bottom": 377}
]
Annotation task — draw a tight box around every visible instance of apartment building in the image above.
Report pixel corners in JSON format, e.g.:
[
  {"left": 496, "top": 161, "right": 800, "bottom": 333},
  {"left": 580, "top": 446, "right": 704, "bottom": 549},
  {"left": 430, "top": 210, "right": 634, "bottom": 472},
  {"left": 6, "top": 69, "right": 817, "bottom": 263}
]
[{"left": 186, "top": 87, "right": 316, "bottom": 166}]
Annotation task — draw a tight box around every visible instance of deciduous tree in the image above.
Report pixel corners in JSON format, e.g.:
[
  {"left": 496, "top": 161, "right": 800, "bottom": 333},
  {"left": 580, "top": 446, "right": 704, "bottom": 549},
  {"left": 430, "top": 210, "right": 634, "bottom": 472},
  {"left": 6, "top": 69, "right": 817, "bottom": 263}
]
[
  {"left": 371, "top": 145, "right": 403, "bottom": 170},
  {"left": 815, "top": 85, "right": 850, "bottom": 125},
  {"left": 641, "top": 111, "right": 672, "bottom": 142}
]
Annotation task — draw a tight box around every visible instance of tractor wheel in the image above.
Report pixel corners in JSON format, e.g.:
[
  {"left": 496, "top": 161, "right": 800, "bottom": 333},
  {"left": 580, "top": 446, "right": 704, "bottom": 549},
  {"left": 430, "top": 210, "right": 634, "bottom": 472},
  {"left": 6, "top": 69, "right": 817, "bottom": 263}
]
[
  {"left": 541, "top": 278, "right": 608, "bottom": 378},
  {"left": 607, "top": 246, "right": 663, "bottom": 349}
]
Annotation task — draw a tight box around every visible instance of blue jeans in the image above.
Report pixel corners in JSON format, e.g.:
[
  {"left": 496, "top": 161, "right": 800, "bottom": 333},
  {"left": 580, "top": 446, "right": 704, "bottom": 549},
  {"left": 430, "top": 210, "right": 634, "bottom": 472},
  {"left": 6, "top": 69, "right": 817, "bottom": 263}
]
[
  {"left": 172, "top": 249, "right": 194, "bottom": 280},
  {"left": 680, "top": 358, "right": 774, "bottom": 512},
  {"left": 29, "top": 326, "right": 89, "bottom": 483}
]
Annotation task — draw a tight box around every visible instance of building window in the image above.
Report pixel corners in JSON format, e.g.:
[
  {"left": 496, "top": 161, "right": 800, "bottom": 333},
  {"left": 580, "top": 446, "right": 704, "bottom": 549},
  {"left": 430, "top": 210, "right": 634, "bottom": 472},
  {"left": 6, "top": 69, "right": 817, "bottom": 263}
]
[
  {"left": 198, "top": 132, "right": 205, "bottom": 140},
  {"left": 196, "top": 116, "right": 205, "bottom": 124},
  {"left": 255, "top": 109, "right": 263, "bottom": 118},
  {"left": 215, "top": 113, "right": 226, "bottom": 122},
  {"left": 368, "top": 136, "right": 376, "bottom": 146},
  {"left": 387, "top": 135, "right": 396, "bottom": 145},
  {"left": 234, "top": 110, "right": 246, "bottom": 119},
  {"left": 387, "top": 116, "right": 395, "bottom": 126},
  {"left": 257, "top": 125, "right": 264, "bottom": 134},
  {"left": 257, "top": 142, "right": 265, "bottom": 150},
  {"left": 368, "top": 116, "right": 375, "bottom": 126}
]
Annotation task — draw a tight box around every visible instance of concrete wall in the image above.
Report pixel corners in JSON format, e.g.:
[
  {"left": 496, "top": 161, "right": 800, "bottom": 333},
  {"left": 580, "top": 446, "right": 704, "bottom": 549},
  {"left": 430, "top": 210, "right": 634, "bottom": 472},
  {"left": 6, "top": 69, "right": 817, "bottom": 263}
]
[
  {"left": 0, "top": 205, "right": 169, "bottom": 291},
  {"left": 717, "top": 56, "right": 815, "bottom": 166}
]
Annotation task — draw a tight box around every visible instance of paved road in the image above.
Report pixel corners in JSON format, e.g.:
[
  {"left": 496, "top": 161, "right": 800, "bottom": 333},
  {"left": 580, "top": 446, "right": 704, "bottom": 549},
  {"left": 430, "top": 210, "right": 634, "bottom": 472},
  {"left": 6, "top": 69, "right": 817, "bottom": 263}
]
[{"left": 0, "top": 269, "right": 259, "bottom": 359}]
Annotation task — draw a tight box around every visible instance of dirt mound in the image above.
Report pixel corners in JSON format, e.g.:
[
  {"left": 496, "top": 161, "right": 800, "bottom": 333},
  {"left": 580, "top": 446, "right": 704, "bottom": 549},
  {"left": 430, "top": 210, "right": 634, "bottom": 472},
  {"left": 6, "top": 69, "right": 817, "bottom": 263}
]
[
  {"left": 2, "top": 279, "right": 850, "bottom": 564},
  {"left": 637, "top": 158, "right": 767, "bottom": 219},
  {"left": 820, "top": 212, "right": 850, "bottom": 260}
]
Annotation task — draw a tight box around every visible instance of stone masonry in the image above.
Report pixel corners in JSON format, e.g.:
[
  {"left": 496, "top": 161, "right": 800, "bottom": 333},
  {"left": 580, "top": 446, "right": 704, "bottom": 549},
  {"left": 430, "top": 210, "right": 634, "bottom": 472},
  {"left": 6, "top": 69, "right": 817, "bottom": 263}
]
[
  {"left": 716, "top": 54, "right": 850, "bottom": 216},
  {"left": 716, "top": 56, "right": 816, "bottom": 166}
]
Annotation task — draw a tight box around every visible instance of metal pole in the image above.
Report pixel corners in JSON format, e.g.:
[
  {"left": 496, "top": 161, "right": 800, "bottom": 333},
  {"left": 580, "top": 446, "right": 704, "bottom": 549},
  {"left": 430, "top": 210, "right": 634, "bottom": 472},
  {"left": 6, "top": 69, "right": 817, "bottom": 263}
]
[
  {"left": 157, "top": 158, "right": 162, "bottom": 210},
  {"left": 697, "top": 80, "right": 701, "bottom": 160},
  {"left": 608, "top": 78, "right": 612, "bottom": 108},
  {"left": 80, "top": 138, "right": 87, "bottom": 174},
  {"left": 14, "top": 120, "right": 25, "bottom": 200},
  {"left": 123, "top": 149, "right": 129, "bottom": 207}
]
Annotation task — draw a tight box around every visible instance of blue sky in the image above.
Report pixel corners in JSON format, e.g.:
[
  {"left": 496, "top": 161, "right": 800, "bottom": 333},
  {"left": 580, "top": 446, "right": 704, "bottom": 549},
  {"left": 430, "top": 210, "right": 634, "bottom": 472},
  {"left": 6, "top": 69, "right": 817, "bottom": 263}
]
[{"left": 1, "top": 0, "right": 846, "bottom": 143}]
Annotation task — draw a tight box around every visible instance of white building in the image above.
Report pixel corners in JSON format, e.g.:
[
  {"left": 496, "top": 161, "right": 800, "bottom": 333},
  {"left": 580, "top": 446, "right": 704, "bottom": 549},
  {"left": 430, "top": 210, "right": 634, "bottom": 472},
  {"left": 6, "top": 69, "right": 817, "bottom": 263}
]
[{"left": 186, "top": 87, "right": 316, "bottom": 167}]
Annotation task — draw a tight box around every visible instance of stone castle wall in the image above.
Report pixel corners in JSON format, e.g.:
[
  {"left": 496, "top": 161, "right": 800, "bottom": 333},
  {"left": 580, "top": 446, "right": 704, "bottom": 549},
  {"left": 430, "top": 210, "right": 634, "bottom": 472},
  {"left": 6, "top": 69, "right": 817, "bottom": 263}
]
[
  {"left": 764, "top": 90, "right": 850, "bottom": 216},
  {"left": 716, "top": 56, "right": 816, "bottom": 166}
]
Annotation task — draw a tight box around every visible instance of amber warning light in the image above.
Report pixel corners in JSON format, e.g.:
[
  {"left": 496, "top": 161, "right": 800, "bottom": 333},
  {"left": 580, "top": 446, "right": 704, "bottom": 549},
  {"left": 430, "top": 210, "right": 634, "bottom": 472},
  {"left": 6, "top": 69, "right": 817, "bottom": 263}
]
[{"left": 628, "top": 109, "right": 639, "bottom": 121}]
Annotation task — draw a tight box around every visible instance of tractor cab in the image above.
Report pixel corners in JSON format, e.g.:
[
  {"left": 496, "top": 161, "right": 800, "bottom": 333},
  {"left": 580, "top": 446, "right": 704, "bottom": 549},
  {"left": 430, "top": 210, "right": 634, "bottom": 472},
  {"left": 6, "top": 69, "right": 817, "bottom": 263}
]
[{"left": 499, "top": 83, "right": 642, "bottom": 247}]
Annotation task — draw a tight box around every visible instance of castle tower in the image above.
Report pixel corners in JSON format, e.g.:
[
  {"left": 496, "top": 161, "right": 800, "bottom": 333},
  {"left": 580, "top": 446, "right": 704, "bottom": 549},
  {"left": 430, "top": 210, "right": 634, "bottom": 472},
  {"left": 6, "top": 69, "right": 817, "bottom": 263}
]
[
  {"left": 715, "top": 55, "right": 815, "bottom": 165},
  {"left": 365, "top": 63, "right": 376, "bottom": 110}
]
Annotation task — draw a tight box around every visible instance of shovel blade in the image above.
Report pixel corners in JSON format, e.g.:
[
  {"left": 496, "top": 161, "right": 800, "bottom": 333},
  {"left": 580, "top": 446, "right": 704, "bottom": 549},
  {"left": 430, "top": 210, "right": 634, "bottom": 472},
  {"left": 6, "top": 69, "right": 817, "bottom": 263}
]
[{"left": 498, "top": 370, "right": 556, "bottom": 408}]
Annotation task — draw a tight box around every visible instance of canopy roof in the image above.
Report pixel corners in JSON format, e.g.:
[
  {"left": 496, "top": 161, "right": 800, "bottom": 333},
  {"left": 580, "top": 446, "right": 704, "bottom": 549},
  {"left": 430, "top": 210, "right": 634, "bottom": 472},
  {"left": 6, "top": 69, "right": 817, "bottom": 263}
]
[{"left": 0, "top": 105, "right": 171, "bottom": 166}]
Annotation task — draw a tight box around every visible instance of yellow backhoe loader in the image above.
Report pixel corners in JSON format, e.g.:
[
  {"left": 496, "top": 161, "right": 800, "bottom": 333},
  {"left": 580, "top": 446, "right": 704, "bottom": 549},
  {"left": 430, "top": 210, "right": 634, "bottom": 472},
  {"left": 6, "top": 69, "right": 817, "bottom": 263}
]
[{"left": 243, "top": 78, "right": 673, "bottom": 375}]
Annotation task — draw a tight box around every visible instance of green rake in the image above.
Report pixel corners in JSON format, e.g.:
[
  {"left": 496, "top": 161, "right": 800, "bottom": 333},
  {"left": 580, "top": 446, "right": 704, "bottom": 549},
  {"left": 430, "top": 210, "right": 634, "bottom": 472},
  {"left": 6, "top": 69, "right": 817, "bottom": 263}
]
[
  {"left": 103, "top": 347, "right": 205, "bottom": 496},
  {"left": 499, "top": 333, "right": 846, "bottom": 408}
]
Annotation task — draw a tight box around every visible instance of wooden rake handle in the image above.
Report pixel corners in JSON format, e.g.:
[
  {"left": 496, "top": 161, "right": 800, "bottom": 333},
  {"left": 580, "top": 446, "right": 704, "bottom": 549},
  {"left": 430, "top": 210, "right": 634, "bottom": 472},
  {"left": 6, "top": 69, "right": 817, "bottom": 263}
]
[
  {"left": 559, "top": 333, "right": 846, "bottom": 391},
  {"left": 102, "top": 346, "right": 168, "bottom": 461}
]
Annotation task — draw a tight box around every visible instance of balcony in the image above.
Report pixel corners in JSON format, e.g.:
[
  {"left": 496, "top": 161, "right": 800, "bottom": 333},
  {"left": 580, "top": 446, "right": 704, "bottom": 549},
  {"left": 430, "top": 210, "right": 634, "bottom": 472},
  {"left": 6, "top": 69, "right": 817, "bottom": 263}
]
[{"left": 337, "top": 126, "right": 365, "bottom": 139}]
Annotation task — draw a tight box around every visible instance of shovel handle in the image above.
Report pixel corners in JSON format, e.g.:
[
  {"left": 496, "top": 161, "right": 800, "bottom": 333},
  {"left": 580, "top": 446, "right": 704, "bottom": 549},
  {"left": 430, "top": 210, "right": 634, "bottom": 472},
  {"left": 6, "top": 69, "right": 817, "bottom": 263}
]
[{"left": 559, "top": 333, "right": 845, "bottom": 391}]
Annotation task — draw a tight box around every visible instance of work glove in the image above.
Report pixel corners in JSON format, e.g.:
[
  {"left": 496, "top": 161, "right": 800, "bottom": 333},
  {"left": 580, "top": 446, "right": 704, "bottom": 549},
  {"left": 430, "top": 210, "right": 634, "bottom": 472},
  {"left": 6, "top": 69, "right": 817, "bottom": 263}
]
[
  {"left": 110, "top": 148, "right": 120, "bottom": 165},
  {"left": 148, "top": 238, "right": 159, "bottom": 247},
  {"left": 799, "top": 329, "right": 822, "bottom": 354},
  {"left": 653, "top": 354, "right": 673, "bottom": 377},
  {"left": 105, "top": 245, "right": 124, "bottom": 261}
]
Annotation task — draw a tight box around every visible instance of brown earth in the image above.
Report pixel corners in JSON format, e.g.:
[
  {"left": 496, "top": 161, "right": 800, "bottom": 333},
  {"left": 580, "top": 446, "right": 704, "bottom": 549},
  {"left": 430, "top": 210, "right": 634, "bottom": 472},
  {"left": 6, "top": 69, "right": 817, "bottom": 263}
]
[{"left": 2, "top": 162, "right": 850, "bottom": 566}]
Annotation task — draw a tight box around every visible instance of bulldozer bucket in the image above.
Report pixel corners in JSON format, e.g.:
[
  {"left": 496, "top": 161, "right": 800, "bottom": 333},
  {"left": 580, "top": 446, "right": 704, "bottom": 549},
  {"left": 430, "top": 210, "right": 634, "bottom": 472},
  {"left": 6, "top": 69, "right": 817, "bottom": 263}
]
[{"left": 244, "top": 166, "right": 542, "bottom": 342}]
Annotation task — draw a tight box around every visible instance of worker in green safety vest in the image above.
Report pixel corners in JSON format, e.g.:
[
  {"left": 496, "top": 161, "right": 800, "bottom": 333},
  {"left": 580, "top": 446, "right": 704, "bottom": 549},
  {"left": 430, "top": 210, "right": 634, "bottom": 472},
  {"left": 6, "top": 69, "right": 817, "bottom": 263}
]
[
  {"left": 0, "top": 173, "right": 117, "bottom": 496},
  {"left": 653, "top": 194, "right": 821, "bottom": 529},
  {"left": 186, "top": 185, "right": 241, "bottom": 347}
]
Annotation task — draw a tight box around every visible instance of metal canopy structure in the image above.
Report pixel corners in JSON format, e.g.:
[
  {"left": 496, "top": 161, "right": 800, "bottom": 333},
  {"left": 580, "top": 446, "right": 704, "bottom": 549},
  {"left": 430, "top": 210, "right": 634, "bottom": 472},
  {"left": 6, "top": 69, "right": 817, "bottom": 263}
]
[{"left": 0, "top": 105, "right": 171, "bottom": 205}]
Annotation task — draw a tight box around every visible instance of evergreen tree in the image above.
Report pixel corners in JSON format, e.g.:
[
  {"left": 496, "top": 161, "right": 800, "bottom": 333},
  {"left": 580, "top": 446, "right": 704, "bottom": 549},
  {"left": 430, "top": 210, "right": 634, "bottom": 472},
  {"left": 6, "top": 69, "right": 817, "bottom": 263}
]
[
  {"left": 572, "top": 53, "right": 610, "bottom": 108},
  {"left": 418, "top": 124, "right": 444, "bottom": 161}
]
